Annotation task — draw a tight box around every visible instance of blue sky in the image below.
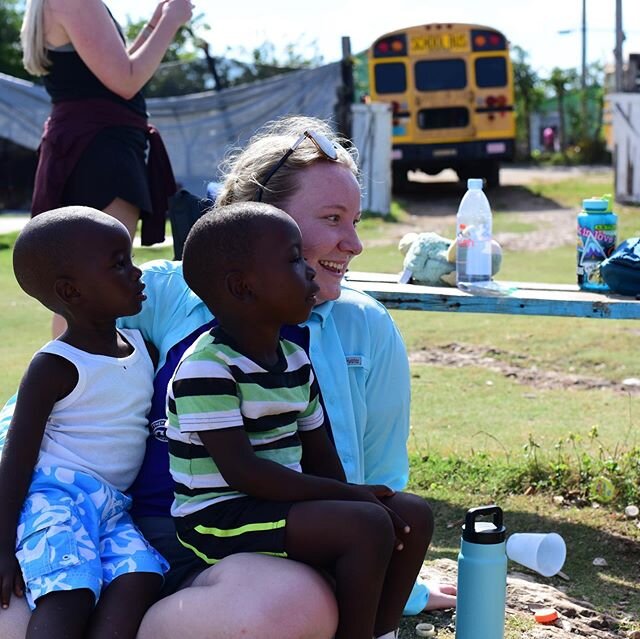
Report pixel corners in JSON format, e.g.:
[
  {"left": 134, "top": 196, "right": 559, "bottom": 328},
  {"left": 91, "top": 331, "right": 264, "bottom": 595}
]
[{"left": 108, "top": 0, "right": 640, "bottom": 77}]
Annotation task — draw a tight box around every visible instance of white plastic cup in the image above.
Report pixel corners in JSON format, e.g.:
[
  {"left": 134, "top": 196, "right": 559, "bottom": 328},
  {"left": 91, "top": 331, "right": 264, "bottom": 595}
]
[{"left": 506, "top": 532, "right": 566, "bottom": 577}]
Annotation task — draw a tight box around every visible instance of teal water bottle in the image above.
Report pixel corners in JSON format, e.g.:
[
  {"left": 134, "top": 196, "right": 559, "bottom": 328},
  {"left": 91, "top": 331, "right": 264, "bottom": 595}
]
[
  {"left": 577, "top": 195, "right": 617, "bottom": 291},
  {"left": 455, "top": 505, "right": 507, "bottom": 639}
]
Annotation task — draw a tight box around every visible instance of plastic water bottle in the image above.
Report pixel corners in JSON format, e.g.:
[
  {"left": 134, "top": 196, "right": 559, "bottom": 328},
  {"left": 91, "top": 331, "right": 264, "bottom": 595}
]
[
  {"left": 455, "top": 505, "right": 507, "bottom": 639},
  {"left": 577, "top": 195, "right": 617, "bottom": 291},
  {"left": 456, "top": 179, "right": 493, "bottom": 287}
]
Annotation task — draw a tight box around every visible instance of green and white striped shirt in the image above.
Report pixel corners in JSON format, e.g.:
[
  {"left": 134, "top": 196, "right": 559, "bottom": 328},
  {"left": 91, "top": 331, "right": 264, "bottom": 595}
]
[{"left": 167, "top": 326, "right": 324, "bottom": 518}]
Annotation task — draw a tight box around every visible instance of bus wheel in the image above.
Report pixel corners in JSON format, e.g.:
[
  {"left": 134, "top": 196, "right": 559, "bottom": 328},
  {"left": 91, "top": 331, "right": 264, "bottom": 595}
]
[
  {"left": 392, "top": 166, "right": 410, "bottom": 193},
  {"left": 484, "top": 162, "right": 500, "bottom": 189}
]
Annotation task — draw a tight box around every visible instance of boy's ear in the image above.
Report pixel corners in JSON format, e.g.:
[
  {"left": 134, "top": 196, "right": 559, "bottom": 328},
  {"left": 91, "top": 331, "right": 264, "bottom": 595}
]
[
  {"left": 54, "top": 277, "right": 81, "bottom": 306},
  {"left": 225, "top": 270, "right": 254, "bottom": 302}
]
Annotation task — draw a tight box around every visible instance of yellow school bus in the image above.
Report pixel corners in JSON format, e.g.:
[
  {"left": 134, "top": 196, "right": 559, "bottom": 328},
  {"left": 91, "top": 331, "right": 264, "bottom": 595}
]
[{"left": 368, "top": 23, "right": 516, "bottom": 188}]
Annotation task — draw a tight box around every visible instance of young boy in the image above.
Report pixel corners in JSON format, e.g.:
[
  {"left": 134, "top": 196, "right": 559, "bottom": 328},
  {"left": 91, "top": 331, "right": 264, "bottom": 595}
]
[
  {"left": 167, "top": 202, "right": 432, "bottom": 639},
  {"left": 0, "top": 207, "right": 167, "bottom": 639}
]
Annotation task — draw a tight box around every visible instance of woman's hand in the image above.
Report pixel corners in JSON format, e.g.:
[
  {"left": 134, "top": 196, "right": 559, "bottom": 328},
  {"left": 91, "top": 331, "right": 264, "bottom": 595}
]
[{"left": 160, "top": 0, "right": 194, "bottom": 29}]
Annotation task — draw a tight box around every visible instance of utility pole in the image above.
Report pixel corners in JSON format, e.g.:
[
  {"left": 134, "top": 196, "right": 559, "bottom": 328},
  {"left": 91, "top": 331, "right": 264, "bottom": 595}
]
[
  {"left": 336, "top": 36, "right": 354, "bottom": 140},
  {"left": 614, "top": 0, "right": 624, "bottom": 91},
  {"left": 580, "top": 0, "right": 587, "bottom": 139}
]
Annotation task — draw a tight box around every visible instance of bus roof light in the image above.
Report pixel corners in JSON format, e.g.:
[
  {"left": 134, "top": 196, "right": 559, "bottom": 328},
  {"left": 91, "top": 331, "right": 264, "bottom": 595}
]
[{"left": 474, "top": 35, "right": 487, "bottom": 48}]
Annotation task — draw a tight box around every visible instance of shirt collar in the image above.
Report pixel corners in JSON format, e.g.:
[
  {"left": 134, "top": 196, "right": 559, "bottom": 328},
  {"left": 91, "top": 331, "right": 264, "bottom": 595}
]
[
  {"left": 174, "top": 262, "right": 209, "bottom": 318},
  {"left": 304, "top": 298, "right": 335, "bottom": 328}
]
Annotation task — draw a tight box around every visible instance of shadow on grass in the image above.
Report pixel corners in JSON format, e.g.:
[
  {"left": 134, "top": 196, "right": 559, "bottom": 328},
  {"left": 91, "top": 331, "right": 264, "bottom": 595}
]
[
  {"left": 422, "top": 496, "right": 639, "bottom": 621},
  {"left": 394, "top": 181, "right": 565, "bottom": 216}
]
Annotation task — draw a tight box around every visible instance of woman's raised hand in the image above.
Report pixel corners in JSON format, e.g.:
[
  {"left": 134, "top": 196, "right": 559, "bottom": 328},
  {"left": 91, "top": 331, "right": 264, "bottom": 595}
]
[{"left": 161, "top": 0, "right": 194, "bottom": 28}]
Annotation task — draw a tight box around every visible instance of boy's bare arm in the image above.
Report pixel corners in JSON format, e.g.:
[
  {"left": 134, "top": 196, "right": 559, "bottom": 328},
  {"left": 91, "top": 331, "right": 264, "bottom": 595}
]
[
  {"left": 0, "top": 354, "right": 77, "bottom": 608},
  {"left": 199, "top": 428, "right": 379, "bottom": 504},
  {"left": 299, "top": 426, "right": 346, "bottom": 481}
]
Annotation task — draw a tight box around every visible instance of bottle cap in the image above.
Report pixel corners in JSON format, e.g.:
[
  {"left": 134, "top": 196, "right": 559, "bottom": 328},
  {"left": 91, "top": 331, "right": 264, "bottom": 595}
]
[
  {"left": 467, "top": 178, "right": 484, "bottom": 190},
  {"left": 602, "top": 193, "right": 613, "bottom": 212},
  {"left": 534, "top": 608, "right": 558, "bottom": 624},
  {"left": 462, "top": 505, "right": 506, "bottom": 544},
  {"left": 582, "top": 197, "right": 608, "bottom": 212}
]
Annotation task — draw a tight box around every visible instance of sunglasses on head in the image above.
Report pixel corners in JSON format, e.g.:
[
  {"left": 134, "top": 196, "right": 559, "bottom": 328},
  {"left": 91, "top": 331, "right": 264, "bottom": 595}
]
[{"left": 255, "top": 130, "right": 339, "bottom": 202}]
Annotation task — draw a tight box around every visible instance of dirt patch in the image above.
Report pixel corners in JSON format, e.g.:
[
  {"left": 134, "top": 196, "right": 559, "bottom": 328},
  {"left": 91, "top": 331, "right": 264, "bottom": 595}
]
[
  {"left": 409, "top": 343, "right": 639, "bottom": 394},
  {"left": 369, "top": 207, "right": 576, "bottom": 253},
  {"left": 369, "top": 165, "right": 612, "bottom": 253},
  {"left": 398, "top": 558, "right": 634, "bottom": 639}
]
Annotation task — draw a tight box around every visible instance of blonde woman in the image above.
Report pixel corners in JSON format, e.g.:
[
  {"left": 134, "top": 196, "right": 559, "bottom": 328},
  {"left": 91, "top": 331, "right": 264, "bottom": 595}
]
[{"left": 22, "top": 0, "right": 192, "bottom": 336}]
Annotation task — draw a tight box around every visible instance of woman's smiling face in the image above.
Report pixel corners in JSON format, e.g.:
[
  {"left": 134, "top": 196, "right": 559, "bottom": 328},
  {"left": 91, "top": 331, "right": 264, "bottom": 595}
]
[{"left": 283, "top": 161, "right": 363, "bottom": 304}]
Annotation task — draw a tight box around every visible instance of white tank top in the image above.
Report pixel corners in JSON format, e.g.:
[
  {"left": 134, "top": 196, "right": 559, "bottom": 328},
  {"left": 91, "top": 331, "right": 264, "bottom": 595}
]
[{"left": 35, "top": 328, "right": 154, "bottom": 491}]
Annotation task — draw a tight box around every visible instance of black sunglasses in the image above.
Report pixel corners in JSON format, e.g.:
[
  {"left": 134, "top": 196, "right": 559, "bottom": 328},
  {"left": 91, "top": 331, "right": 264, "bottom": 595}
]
[{"left": 255, "top": 130, "right": 339, "bottom": 202}]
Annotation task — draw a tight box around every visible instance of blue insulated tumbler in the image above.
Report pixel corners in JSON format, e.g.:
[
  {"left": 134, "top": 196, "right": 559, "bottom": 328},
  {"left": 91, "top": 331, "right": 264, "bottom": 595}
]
[{"left": 455, "top": 505, "right": 507, "bottom": 639}]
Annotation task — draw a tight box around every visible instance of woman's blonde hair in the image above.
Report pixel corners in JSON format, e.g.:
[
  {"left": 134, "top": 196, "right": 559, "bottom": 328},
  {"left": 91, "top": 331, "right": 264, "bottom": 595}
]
[
  {"left": 21, "top": 0, "right": 50, "bottom": 76},
  {"left": 216, "top": 116, "right": 359, "bottom": 209}
]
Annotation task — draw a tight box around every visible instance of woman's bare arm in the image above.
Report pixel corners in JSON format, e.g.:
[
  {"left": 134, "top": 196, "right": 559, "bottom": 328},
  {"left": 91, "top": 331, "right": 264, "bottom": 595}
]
[{"left": 45, "top": 0, "right": 192, "bottom": 99}]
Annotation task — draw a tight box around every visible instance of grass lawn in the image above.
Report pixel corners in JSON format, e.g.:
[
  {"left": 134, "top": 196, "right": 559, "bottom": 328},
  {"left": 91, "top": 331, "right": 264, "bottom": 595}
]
[{"left": 1, "top": 171, "right": 638, "bottom": 634}]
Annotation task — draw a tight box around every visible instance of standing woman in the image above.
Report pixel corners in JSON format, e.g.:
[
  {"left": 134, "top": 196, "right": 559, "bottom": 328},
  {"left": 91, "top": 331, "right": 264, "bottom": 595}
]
[{"left": 21, "top": 0, "right": 192, "bottom": 335}]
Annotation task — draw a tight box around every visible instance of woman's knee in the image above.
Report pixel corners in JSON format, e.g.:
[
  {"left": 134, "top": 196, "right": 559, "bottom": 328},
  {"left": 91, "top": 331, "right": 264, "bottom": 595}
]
[{"left": 191, "top": 554, "right": 338, "bottom": 639}]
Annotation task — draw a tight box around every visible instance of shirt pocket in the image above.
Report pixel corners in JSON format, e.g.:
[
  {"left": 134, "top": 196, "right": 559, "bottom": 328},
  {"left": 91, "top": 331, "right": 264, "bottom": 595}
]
[
  {"left": 16, "top": 507, "right": 82, "bottom": 581},
  {"left": 345, "top": 354, "right": 369, "bottom": 409}
]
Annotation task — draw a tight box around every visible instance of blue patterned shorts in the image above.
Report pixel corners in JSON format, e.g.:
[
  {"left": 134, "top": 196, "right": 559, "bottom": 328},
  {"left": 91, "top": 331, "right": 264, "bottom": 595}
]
[{"left": 16, "top": 467, "right": 168, "bottom": 609}]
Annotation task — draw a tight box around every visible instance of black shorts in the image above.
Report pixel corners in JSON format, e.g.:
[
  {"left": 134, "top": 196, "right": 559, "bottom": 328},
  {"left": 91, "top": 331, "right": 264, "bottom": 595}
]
[
  {"left": 134, "top": 516, "right": 208, "bottom": 598},
  {"left": 62, "top": 126, "right": 152, "bottom": 214},
  {"left": 175, "top": 497, "right": 294, "bottom": 564}
]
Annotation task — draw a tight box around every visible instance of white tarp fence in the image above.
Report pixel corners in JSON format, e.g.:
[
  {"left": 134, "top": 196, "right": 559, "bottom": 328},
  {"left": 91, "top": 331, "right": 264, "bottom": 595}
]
[{"left": 0, "top": 63, "right": 342, "bottom": 195}]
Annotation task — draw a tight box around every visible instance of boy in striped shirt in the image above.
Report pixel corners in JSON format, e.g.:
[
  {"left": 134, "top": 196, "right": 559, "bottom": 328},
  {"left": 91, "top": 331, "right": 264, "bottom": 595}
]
[{"left": 167, "top": 202, "right": 430, "bottom": 639}]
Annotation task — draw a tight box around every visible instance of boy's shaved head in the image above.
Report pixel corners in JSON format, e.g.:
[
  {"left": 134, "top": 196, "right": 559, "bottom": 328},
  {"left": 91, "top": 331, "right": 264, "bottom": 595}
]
[
  {"left": 13, "top": 206, "right": 127, "bottom": 313},
  {"left": 182, "top": 202, "right": 295, "bottom": 312}
]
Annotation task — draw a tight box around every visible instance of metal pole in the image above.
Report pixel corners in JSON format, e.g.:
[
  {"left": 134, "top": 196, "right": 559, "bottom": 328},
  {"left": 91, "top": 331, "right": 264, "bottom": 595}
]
[
  {"left": 614, "top": 0, "right": 624, "bottom": 91},
  {"left": 580, "top": 0, "right": 587, "bottom": 138}
]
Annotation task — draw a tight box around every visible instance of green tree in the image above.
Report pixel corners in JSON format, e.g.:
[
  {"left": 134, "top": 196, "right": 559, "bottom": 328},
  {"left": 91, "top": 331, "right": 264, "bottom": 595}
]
[
  {"left": 0, "top": 0, "right": 29, "bottom": 80},
  {"left": 511, "top": 45, "right": 544, "bottom": 159},
  {"left": 547, "top": 67, "right": 579, "bottom": 155}
]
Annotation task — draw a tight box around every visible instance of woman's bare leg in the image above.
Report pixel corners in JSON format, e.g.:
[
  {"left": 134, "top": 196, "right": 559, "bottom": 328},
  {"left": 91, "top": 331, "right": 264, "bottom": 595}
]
[
  {"left": 103, "top": 197, "right": 139, "bottom": 239},
  {"left": 136, "top": 553, "right": 338, "bottom": 639}
]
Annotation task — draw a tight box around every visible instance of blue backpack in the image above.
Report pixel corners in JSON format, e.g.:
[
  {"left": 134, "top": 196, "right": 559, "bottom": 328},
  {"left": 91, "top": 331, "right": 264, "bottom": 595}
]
[{"left": 600, "top": 237, "right": 640, "bottom": 297}]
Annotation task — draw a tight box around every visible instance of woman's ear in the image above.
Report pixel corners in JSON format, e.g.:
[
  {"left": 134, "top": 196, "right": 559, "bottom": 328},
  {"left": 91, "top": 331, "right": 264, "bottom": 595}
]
[
  {"left": 225, "top": 270, "right": 254, "bottom": 302},
  {"left": 53, "top": 277, "right": 81, "bottom": 306}
]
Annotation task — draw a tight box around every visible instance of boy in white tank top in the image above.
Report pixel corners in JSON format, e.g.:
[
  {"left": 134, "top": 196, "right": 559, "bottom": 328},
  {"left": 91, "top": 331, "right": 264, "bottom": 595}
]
[{"left": 0, "top": 206, "right": 167, "bottom": 639}]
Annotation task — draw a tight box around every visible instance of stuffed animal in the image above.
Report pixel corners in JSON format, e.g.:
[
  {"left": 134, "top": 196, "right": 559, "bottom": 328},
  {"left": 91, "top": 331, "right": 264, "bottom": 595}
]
[{"left": 398, "top": 231, "right": 502, "bottom": 286}]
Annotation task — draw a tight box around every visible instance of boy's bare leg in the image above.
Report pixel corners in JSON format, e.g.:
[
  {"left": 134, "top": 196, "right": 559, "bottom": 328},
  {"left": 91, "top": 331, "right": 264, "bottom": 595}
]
[
  {"left": 137, "top": 553, "right": 338, "bottom": 639},
  {"left": 88, "top": 573, "right": 162, "bottom": 639},
  {"left": 26, "top": 589, "right": 94, "bottom": 639},
  {"left": 374, "top": 493, "right": 433, "bottom": 636},
  {"left": 285, "top": 500, "right": 396, "bottom": 639}
]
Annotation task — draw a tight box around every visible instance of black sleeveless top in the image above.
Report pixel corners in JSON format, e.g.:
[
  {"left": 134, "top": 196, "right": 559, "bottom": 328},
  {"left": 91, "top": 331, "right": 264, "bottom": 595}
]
[{"left": 43, "top": 7, "right": 147, "bottom": 117}]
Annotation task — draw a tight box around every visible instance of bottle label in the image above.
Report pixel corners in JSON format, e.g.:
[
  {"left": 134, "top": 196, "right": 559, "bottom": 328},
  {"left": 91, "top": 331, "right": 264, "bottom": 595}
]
[
  {"left": 577, "top": 221, "right": 616, "bottom": 291},
  {"left": 457, "top": 224, "right": 491, "bottom": 281}
]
